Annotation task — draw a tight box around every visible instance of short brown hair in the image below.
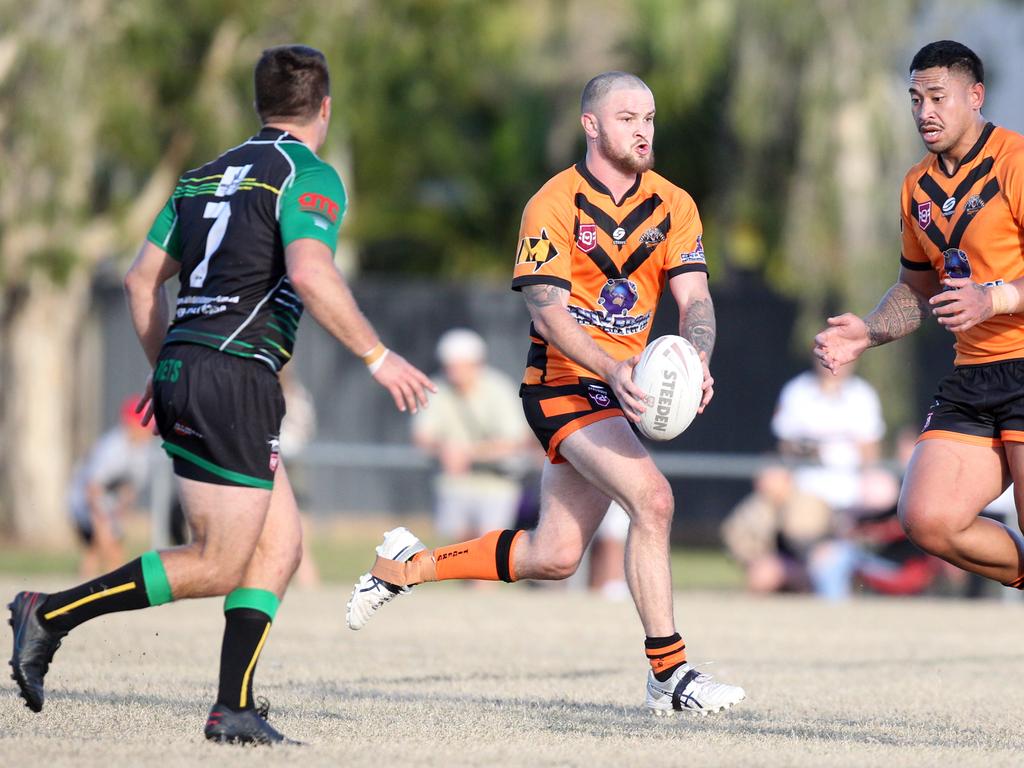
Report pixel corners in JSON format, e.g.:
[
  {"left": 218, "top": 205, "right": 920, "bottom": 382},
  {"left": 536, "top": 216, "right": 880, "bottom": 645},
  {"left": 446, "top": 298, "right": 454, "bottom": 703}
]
[{"left": 254, "top": 45, "right": 330, "bottom": 123}]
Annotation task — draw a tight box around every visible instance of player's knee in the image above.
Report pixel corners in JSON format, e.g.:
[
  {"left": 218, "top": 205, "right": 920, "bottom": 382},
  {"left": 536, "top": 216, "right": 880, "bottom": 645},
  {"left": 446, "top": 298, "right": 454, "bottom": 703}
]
[
  {"left": 899, "top": 500, "right": 955, "bottom": 557},
  {"left": 536, "top": 547, "right": 584, "bottom": 580},
  {"left": 629, "top": 481, "right": 674, "bottom": 533}
]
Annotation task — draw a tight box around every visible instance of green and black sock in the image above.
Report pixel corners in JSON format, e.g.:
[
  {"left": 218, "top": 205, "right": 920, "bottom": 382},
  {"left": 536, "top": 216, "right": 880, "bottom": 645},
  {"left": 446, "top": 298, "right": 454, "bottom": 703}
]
[
  {"left": 38, "top": 550, "right": 173, "bottom": 633},
  {"left": 215, "top": 588, "right": 280, "bottom": 711}
]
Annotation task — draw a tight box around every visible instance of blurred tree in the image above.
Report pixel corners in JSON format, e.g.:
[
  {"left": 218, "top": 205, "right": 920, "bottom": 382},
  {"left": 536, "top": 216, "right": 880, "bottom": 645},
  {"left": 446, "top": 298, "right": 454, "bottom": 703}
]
[{"left": 0, "top": 0, "right": 260, "bottom": 544}]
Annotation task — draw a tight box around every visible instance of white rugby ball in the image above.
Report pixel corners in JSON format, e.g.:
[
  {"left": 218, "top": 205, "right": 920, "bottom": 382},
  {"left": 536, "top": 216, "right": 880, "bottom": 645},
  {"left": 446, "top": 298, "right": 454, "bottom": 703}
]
[{"left": 632, "top": 335, "right": 704, "bottom": 441}]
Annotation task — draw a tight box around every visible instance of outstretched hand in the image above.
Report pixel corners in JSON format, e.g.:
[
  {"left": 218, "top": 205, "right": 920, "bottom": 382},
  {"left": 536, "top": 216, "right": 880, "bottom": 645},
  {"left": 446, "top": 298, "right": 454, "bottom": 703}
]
[
  {"left": 372, "top": 351, "right": 437, "bottom": 413},
  {"left": 813, "top": 313, "right": 870, "bottom": 373}
]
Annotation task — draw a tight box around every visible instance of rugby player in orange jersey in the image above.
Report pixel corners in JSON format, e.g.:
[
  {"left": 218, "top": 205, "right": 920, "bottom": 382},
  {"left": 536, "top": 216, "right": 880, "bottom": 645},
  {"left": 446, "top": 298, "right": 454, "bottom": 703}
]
[
  {"left": 815, "top": 41, "right": 1024, "bottom": 591},
  {"left": 348, "top": 72, "right": 745, "bottom": 716}
]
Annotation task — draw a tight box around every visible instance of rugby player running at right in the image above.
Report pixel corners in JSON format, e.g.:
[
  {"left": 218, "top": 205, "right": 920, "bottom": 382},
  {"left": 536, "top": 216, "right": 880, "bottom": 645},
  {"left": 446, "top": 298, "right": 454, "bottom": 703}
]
[
  {"left": 816, "top": 41, "right": 1024, "bottom": 596},
  {"left": 347, "top": 72, "right": 745, "bottom": 717}
]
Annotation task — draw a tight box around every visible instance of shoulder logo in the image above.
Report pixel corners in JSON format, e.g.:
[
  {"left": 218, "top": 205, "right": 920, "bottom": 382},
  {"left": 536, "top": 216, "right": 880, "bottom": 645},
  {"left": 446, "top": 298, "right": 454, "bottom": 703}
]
[
  {"left": 577, "top": 223, "right": 598, "bottom": 253},
  {"left": 679, "top": 234, "right": 706, "bottom": 265},
  {"left": 917, "top": 201, "right": 932, "bottom": 230},
  {"left": 516, "top": 228, "right": 559, "bottom": 272},
  {"left": 299, "top": 192, "right": 340, "bottom": 223},
  {"left": 941, "top": 196, "right": 956, "bottom": 217}
]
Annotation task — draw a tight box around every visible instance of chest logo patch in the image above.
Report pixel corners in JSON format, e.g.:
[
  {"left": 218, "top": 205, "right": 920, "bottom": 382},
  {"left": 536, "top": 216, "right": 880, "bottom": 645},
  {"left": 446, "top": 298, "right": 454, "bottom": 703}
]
[
  {"left": 577, "top": 223, "right": 598, "bottom": 253},
  {"left": 964, "top": 194, "right": 985, "bottom": 216},
  {"left": 917, "top": 201, "right": 932, "bottom": 230},
  {"left": 942, "top": 248, "right": 971, "bottom": 281},
  {"left": 941, "top": 197, "right": 957, "bottom": 217},
  {"left": 598, "top": 278, "right": 639, "bottom": 316}
]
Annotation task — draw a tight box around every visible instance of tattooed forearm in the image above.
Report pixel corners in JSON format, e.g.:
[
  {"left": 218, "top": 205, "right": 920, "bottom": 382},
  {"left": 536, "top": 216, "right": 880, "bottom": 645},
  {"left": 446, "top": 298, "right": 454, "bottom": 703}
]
[
  {"left": 864, "top": 282, "right": 930, "bottom": 347},
  {"left": 522, "top": 283, "right": 567, "bottom": 310},
  {"left": 681, "top": 296, "right": 716, "bottom": 362}
]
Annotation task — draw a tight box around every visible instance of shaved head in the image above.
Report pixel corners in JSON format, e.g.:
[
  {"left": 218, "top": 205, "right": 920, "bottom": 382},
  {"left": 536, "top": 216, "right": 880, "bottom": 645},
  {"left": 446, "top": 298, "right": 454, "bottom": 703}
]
[{"left": 581, "top": 71, "right": 650, "bottom": 114}]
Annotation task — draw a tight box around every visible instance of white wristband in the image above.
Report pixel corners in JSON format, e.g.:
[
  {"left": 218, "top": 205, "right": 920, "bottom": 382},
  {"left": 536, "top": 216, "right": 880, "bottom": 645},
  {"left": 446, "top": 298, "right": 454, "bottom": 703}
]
[{"left": 367, "top": 348, "right": 390, "bottom": 375}]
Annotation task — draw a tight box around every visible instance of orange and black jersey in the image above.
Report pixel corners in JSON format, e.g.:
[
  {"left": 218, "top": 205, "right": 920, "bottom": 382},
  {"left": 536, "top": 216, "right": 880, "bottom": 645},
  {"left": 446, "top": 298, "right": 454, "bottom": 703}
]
[
  {"left": 900, "top": 123, "right": 1024, "bottom": 365},
  {"left": 511, "top": 162, "right": 707, "bottom": 385}
]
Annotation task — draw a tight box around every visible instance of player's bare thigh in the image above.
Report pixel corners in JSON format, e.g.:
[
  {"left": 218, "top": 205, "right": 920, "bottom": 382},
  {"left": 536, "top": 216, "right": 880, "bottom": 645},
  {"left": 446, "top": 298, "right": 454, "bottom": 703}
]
[
  {"left": 240, "top": 462, "right": 304, "bottom": 597},
  {"left": 160, "top": 475, "right": 273, "bottom": 597},
  {"left": 899, "top": 437, "right": 1009, "bottom": 542},
  {"left": 558, "top": 415, "right": 673, "bottom": 525},
  {"left": 1001, "top": 441, "right": 1024, "bottom": 528}
]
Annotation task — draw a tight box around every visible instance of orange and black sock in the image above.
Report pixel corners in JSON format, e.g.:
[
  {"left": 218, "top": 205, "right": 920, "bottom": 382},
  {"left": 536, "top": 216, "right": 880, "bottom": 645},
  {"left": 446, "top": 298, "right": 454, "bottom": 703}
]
[
  {"left": 646, "top": 633, "right": 686, "bottom": 682},
  {"left": 1004, "top": 573, "right": 1024, "bottom": 589},
  {"left": 415, "top": 529, "right": 525, "bottom": 582},
  {"left": 37, "top": 551, "right": 173, "bottom": 633},
  {"left": 215, "top": 588, "right": 279, "bottom": 711}
]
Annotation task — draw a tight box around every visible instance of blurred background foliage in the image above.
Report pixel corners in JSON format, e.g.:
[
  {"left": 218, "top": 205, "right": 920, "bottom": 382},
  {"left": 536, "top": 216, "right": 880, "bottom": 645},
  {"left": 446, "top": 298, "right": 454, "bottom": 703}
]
[{"left": 2, "top": 0, "right": 1019, "bottom": 541}]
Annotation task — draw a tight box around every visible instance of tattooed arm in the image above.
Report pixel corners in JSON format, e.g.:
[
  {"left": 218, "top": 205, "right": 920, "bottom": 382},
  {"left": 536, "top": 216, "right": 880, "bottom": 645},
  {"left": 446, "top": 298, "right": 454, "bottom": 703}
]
[
  {"left": 814, "top": 266, "right": 940, "bottom": 373},
  {"left": 669, "top": 272, "right": 716, "bottom": 411},
  {"left": 521, "top": 283, "right": 648, "bottom": 420}
]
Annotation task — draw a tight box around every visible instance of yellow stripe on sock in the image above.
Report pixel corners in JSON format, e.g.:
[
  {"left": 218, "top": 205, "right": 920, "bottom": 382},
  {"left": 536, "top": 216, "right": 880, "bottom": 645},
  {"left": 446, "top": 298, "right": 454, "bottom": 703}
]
[
  {"left": 239, "top": 622, "right": 272, "bottom": 709},
  {"left": 43, "top": 582, "right": 137, "bottom": 620}
]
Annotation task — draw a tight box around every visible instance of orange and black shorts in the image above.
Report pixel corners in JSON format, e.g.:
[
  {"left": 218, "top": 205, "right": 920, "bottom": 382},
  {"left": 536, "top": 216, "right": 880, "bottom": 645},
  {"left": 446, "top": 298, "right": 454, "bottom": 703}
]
[
  {"left": 919, "top": 358, "right": 1024, "bottom": 447},
  {"left": 520, "top": 378, "right": 624, "bottom": 463}
]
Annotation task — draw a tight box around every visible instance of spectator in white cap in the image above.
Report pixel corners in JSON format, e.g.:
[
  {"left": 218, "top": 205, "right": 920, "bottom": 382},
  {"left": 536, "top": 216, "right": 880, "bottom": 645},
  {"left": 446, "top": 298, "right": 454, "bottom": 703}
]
[{"left": 412, "top": 329, "right": 533, "bottom": 581}]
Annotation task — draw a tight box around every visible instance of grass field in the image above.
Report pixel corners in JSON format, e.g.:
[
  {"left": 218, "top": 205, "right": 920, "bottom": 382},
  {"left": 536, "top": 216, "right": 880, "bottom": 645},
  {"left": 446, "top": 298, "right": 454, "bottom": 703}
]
[{"left": 2, "top": 573, "right": 1024, "bottom": 767}]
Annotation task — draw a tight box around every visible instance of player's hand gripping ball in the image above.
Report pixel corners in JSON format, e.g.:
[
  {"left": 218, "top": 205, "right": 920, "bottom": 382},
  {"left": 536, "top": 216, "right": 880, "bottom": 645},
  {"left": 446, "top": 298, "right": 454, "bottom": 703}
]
[{"left": 632, "top": 335, "right": 703, "bottom": 441}]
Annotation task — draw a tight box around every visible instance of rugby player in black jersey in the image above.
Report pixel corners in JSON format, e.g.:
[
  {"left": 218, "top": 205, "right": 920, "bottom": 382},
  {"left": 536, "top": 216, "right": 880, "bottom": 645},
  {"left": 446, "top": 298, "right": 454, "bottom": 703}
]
[{"left": 8, "top": 44, "right": 434, "bottom": 745}]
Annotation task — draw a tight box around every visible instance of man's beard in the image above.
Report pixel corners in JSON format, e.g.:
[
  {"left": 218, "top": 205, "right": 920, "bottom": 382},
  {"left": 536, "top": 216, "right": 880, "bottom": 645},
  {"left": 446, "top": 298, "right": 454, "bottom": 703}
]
[{"left": 597, "top": 128, "right": 654, "bottom": 174}]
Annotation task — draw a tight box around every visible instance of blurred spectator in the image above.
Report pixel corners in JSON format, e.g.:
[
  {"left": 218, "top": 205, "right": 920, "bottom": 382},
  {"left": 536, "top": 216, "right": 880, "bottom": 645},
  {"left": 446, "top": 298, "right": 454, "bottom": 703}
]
[
  {"left": 589, "top": 501, "right": 630, "bottom": 600},
  {"left": 412, "top": 329, "right": 532, "bottom": 559},
  {"left": 279, "top": 367, "right": 321, "bottom": 588},
  {"left": 720, "top": 464, "right": 834, "bottom": 594},
  {"left": 772, "top": 363, "right": 884, "bottom": 511},
  {"left": 810, "top": 467, "right": 941, "bottom": 600},
  {"left": 67, "top": 395, "right": 156, "bottom": 578}
]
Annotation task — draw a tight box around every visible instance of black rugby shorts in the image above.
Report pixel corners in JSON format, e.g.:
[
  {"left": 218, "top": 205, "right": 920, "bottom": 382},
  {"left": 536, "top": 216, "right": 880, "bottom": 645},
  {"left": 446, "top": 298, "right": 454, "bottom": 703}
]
[
  {"left": 919, "top": 358, "right": 1024, "bottom": 447},
  {"left": 152, "top": 344, "right": 285, "bottom": 489},
  {"left": 520, "top": 378, "right": 624, "bottom": 463}
]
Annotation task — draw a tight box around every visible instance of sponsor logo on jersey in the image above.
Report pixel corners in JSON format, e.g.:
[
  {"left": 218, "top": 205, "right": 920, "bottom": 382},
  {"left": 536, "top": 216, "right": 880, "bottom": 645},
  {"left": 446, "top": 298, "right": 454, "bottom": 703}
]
[
  {"left": 612, "top": 226, "right": 627, "bottom": 245},
  {"left": 569, "top": 278, "right": 650, "bottom": 335},
  {"left": 941, "top": 196, "right": 957, "bottom": 217},
  {"left": 598, "top": 278, "right": 639, "bottom": 316},
  {"left": 679, "top": 235, "right": 706, "bottom": 264},
  {"left": 577, "top": 223, "right": 598, "bottom": 253},
  {"left": 516, "top": 228, "right": 559, "bottom": 273},
  {"left": 917, "top": 201, "right": 932, "bottom": 230},
  {"left": 639, "top": 226, "right": 666, "bottom": 245},
  {"left": 922, "top": 410, "right": 933, "bottom": 431},
  {"left": 964, "top": 194, "right": 985, "bottom": 216},
  {"left": 298, "top": 192, "right": 340, "bottom": 223},
  {"left": 587, "top": 384, "right": 611, "bottom": 408},
  {"left": 942, "top": 248, "right": 971, "bottom": 281}
]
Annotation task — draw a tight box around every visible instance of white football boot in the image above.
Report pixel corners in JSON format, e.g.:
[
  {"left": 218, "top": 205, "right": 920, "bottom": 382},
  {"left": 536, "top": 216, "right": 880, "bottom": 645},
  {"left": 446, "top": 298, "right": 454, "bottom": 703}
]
[
  {"left": 646, "top": 663, "right": 745, "bottom": 716},
  {"left": 346, "top": 527, "right": 427, "bottom": 630}
]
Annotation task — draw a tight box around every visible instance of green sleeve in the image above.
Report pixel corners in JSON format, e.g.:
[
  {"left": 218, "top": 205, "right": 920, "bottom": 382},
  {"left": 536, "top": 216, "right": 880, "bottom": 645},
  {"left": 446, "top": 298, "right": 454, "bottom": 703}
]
[
  {"left": 146, "top": 193, "right": 182, "bottom": 260},
  {"left": 279, "top": 160, "right": 347, "bottom": 250}
]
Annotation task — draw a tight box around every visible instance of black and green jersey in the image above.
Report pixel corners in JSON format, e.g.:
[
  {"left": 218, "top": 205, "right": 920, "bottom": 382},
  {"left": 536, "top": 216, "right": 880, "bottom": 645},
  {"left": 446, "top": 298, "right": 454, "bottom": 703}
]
[{"left": 146, "top": 127, "right": 346, "bottom": 371}]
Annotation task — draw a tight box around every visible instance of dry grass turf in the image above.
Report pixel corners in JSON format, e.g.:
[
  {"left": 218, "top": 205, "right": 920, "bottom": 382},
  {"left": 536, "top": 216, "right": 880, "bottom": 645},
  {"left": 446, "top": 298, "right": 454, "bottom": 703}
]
[{"left": 2, "top": 576, "right": 1024, "bottom": 767}]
